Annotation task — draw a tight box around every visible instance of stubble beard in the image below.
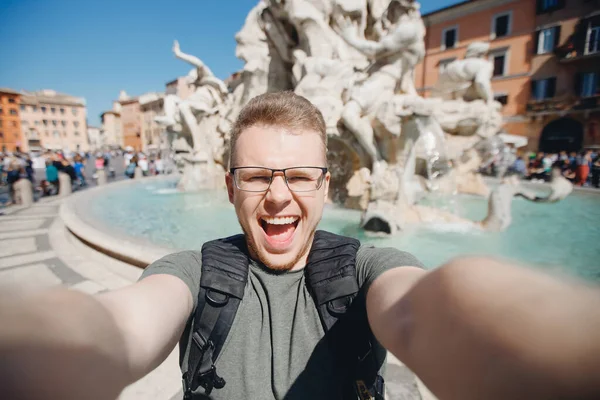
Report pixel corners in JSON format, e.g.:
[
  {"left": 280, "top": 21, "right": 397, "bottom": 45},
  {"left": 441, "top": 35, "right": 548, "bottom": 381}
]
[{"left": 238, "top": 218, "right": 318, "bottom": 272}]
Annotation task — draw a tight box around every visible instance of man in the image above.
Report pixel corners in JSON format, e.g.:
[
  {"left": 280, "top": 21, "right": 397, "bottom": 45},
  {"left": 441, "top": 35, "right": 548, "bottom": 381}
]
[{"left": 1, "top": 92, "right": 600, "bottom": 400}]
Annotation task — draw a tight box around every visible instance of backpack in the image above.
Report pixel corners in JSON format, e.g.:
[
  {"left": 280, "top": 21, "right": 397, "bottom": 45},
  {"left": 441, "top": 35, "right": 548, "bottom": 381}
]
[{"left": 183, "top": 230, "right": 386, "bottom": 399}]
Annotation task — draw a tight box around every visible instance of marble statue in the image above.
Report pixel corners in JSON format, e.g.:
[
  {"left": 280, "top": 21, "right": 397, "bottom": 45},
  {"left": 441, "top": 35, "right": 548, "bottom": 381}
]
[
  {"left": 361, "top": 173, "right": 574, "bottom": 235},
  {"left": 155, "top": 0, "right": 571, "bottom": 234},
  {"left": 433, "top": 41, "right": 494, "bottom": 103},
  {"left": 155, "top": 40, "right": 228, "bottom": 190},
  {"left": 335, "top": 0, "right": 426, "bottom": 166}
]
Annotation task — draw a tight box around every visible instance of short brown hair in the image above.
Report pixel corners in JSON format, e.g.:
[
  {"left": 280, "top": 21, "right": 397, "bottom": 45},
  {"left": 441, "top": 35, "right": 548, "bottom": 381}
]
[{"left": 228, "top": 91, "right": 327, "bottom": 167}]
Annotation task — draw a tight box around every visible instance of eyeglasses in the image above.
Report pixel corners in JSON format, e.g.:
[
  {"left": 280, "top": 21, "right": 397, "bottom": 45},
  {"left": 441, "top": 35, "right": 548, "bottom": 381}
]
[{"left": 230, "top": 166, "right": 328, "bottom": 192}]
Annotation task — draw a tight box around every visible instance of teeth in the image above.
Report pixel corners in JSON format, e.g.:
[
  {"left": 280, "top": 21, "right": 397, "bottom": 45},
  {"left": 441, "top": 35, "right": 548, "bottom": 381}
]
[{"left": 261, "top": 216, "right": 299, "bottom": 225}]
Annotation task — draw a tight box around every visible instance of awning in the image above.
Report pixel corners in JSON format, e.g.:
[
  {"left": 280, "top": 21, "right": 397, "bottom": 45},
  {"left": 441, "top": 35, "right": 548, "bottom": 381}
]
[{"left": 498, "top": 133, "right": 528, "bottom": 148}]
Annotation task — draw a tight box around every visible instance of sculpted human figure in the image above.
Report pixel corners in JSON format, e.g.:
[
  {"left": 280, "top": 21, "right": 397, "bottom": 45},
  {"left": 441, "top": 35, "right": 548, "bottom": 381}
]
[
  {"left": 434, "top": 41, "right": 494, "bottom": 103},
  {"left": 335, "top": 0, "right": 426, "bottom": 166},
  {"left": 155, "top": 40, "right": 229, "bottom": 161}
]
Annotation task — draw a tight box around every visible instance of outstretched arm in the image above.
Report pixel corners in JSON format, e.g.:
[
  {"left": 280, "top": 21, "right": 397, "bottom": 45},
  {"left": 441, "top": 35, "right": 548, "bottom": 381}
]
[
  {"left": 173, "top": 40, "right": 214, "bottom": 77},
  {"left": 0, "top": 274, "right": 193, "bottom": 399},
  {"left": 367, "top": 257, "right": 600, "bottom": 400}
]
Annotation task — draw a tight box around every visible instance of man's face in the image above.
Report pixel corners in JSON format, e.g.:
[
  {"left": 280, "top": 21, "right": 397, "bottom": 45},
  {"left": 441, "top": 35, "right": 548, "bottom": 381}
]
[{"left": 226, "top": 124, "right": 329, "bottom": 272}]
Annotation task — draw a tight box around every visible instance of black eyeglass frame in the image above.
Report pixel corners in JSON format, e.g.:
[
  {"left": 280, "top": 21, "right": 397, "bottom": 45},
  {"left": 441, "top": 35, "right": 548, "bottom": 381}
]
[{"left": 229, "top": 166, "right": 328, "bottom": 192}]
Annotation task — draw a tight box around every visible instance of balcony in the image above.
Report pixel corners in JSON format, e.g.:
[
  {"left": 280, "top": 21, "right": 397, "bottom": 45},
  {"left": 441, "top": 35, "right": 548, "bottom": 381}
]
[
  {"left": 527, "top": 95, "right": 600, "bottom": 114},
  {"left": 557, "top": 19, "right": 600, "bottom": 63}
]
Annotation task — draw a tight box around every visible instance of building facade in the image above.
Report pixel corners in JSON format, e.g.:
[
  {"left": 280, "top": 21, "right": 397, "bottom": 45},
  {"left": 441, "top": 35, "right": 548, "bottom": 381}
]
[
  {"left": 527, "top": 0, "right": 600, "bottom": 152},
  {"left": 415, "top": 0, "right": 537, "bottom": 143},
  {"left": 139, "top": 92, "right": 164, "bottom": 153},
  {"left": 166, "top": 77, "right": 193, "bottom": 100},
  {"left": 0, "top": 88, "right": 23, "bottom": 153},
  {"left": 120, "top": 98, "right": 142, "bottom": 151},
  {"left": 19, "top": 89, "right": 88, "bottom": 153},
  {"left": 415, "top": 0, "right": 600, "bottom": 151},
  {"left": 87, "top": 125, "right": 103, "bottom": 151},
  {"left": 100, "top": 110, "right": 122, "bottom": 150}
]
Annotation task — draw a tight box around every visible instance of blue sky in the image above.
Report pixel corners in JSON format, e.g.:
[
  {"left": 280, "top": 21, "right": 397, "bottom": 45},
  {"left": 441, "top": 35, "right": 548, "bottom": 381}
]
[{"left": 0, "top": 0, "right": 461, "bottom": 126}]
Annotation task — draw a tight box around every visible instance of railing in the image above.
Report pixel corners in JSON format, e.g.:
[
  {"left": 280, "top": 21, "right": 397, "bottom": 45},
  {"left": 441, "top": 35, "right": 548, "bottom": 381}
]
[{"left": 527, "top": 95, "right": 600, "bottom": 113}]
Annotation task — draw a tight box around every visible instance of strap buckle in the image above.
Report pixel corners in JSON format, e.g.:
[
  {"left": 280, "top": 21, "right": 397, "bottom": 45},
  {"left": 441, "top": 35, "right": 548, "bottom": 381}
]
[{"left": 197, "top": 365, "right": 226, "bottom": 395}]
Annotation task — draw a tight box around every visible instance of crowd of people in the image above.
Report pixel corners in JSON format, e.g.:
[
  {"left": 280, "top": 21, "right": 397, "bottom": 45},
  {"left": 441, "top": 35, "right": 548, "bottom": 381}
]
[
  {"left": 509, "top": 149, "right": 600, "bottom": 187},
  {"left": 0, "top": 148, "right": 170, "bottom": 205}
]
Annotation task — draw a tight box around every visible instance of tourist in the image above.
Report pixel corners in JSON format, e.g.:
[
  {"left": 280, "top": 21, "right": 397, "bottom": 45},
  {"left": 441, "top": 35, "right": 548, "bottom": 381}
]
[
  {"left": 509, "top": 156, "right": 527, "bottom": 178},
  {"left": 73, "top": 155, "right": 87, "bottom": 187},
  {"left": 560, "top": 158, "right": 576, "bottom": 181},
  {"left": 5, "top": 156, "right": 22, "bottom": 205},
  {"left": 137, "top": 154, "right": 149, "bottom": 176},
  {"left": 155, "top": 155, "right": 164, "bottom": 175},
  {"left": 1, "top": 93, "right": 600, "bottom": 400},
  {"left": 44, "top": 160, "right": 59, "bottom": 196},
  {"left": 575, "top": 150, "right": 592, "bottom": 186}
]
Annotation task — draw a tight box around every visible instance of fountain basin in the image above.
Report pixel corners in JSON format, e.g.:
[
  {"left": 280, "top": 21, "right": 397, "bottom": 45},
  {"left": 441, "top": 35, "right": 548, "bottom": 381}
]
[{"left": 62, "top": 176, "right": 600, "bottom": 281}]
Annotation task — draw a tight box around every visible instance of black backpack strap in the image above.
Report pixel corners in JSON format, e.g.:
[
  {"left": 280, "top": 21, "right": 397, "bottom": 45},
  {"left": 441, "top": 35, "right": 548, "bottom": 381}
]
[
  {"left": 305, "top": 230, "right": 386, "bottom": 400},
  {"left": 183, "top": 234, "right": 249, "bottom": 399}
]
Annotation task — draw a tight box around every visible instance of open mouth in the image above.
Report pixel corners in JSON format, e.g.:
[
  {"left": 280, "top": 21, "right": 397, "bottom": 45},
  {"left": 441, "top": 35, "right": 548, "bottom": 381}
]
[{"left": 260, "top": 216, "right": 300, "bottom": 245}]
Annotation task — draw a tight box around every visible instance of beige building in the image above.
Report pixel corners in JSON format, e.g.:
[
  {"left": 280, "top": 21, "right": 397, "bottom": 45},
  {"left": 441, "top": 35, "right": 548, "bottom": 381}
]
[
  {"left": 120, "top": 97, "right": 142, "bottom": 151},
  {"left": 100, "top": 102, "right": 123, "bottom": 149},
  {"left": 87, "top": 125, "right": 103, "bottom": 151},
  {"left": 19, "top": 89, "right": 88, "bottom": 152},
  {"left": 166, "top": 77, "right": 193, "bottom": 100},
  {"left": 139, "top": 92, "right": 164, "bottom": 153}
]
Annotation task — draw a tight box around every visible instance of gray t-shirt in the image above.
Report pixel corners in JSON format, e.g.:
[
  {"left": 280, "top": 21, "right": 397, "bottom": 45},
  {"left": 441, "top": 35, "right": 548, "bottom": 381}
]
[{"left": 141, "top": 239, "right": 422, "bottom": 399}]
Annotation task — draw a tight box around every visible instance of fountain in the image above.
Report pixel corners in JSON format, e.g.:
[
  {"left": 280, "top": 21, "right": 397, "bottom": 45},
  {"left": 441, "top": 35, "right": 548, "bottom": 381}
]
[{"left": 60, "top": 0, "right": 599, "bottom": 282}]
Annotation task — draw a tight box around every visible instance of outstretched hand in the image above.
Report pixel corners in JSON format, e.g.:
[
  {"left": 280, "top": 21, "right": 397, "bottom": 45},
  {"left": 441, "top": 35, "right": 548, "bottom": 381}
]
[{"left": 172, "top": 40, "right": 181, "bottom": 55}]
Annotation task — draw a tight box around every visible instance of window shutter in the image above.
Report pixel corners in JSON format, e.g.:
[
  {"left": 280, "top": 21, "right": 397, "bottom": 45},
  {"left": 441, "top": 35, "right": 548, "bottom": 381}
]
[
  {"left": 536, "top": 0, "right": 543, "bottom": 14},
  {"left": 553, "top": 25, "right": 561, "bottom": 49},
  {"left": 531, "top": 80, "right": 538, "bottom": 99},
  {"left": 574, "top": 72, "right": 583, "bottom": 96},
  {"left": 534, "top": 30, "right": 541, "bottom": 54},
  {"left": 547, "top": 77, "right": 557, "bottom": 98}
]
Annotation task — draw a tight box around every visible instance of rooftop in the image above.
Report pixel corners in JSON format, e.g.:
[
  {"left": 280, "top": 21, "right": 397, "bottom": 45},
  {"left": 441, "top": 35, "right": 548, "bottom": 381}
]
[
  {"left": 0, "top": 87, "right": 21, "bottom": 95},
  {"left": 20, "top": 89, "right": 86, "bottom": 107}
]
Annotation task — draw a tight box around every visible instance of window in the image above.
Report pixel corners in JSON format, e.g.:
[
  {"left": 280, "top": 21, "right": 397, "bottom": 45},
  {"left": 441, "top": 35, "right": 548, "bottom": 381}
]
[
  {"left": 45, "top": 131, "right": 49, "bottom": 137},
  {"left": 490, "top": 51, "right": 508, "bottom": 76},
  {"left": 74, "top": 131, "right": 80, "bottom": 136},
  {"left": 580, "top": 72, "right": 598, "bottom": 97},
  {"left": 537, "top": 26, "right": 560, "bottom": 54},
  {"left": 537, "top": 0, "right": 564, "bottom": 14},
  {"left": 32, "top": 106, "right": 37, "bottom": 112},
  {"left": 442, "top": 26, "right": 458, "bottom": 50},
  {"left": 35, "top": 121, "right": 39, "bottom": 126},
  {"left": 42, "top": 119, "right": 48, "bottom": 126},
  {"left": 0, "top": 107, "right": 2, "bottom": 114},
  {"left": 72, "top": 107, "right": 78, "bottom": 115},
  {"left": 492, "top": 12, "right": 511, "bottom": 39},
  {"left": 73, "top": 121, "right": 80, "bottom": 128},
  {"left": 531, "top": 77, "right": 557, "bottom": 100},
  {"left": 60, "top": 108, "right": 65, "bottom": 114},
  {"left": 9, "top": 109, "right": 17, "bottom": 116},
  {"left": 12, "top": 121, "right": 17, "bottom": 127},
  {"left": 8, "top": 98, "right": 15, "bottom": 104},
  {"left": 0, "top": 132, "right": 3, "bottom": 138},
  {"left": 53, "top": 131, "right": 60, "bottom": 138},
  {"left": 61, "top": 121, "right": 66, "bottom": 127},
  {"left": 52, "top": 120, "right": 57, "bottom": 126},
  {"left": 20, "top": 105, "right": 26, "bottom": 111},
  {"left": 0, "top": 121, "right": 2, "bottom": 127},
  {"left": 41, "top": 106, "right": 47, "bottom": 113},
  {"left": 51, "top": 107, "right": 56, "bottom": 113},
  {"left": 586, "top": 24, "right": 600, "bottom": 55}
]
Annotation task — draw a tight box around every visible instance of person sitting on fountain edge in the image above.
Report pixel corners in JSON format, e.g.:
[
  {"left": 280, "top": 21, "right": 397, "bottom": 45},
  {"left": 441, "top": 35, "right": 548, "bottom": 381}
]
[{"left": 1, "top": 92, "right": 600, "bottom": 400}]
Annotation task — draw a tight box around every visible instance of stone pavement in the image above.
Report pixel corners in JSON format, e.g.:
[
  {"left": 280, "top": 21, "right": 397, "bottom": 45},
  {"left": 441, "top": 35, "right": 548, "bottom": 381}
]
[
  {"left": 0, "top": 195, "right": 436, "bottom": 400},
  {"left": 0, "top": 195, "right": 182, "bottom": 400}
]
